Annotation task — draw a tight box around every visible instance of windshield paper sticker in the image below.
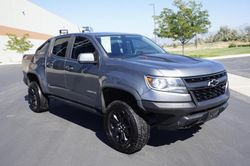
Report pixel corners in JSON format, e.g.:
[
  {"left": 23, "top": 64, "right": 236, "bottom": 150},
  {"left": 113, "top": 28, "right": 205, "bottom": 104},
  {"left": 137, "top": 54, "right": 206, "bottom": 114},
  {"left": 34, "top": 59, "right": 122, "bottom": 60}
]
[{"left": 101, "top": 37, "right": 111, "bottom": 53}]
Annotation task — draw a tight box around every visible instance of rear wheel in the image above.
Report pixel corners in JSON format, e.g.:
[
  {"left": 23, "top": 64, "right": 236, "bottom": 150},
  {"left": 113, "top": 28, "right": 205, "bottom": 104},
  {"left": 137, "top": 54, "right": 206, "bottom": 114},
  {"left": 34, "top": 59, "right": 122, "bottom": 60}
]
[
  {"left": 104, "top": 100, "right": 150, "bottom": 154},
  {"left": 28, "top": 81, "right": 49, "bottom": 113}
]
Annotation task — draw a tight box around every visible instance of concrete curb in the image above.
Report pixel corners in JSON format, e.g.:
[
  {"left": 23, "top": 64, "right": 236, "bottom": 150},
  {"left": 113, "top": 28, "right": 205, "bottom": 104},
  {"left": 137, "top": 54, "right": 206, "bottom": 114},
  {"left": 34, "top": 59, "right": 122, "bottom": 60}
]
[
  {"left": 228, "top": 73, "right": 250, "bottom": 97},
  {"left": 205, "top": 54, "right": 250, "bottom": 60},
  {"left": 0, "top": 62, "right": 21, "bottom": 66}
]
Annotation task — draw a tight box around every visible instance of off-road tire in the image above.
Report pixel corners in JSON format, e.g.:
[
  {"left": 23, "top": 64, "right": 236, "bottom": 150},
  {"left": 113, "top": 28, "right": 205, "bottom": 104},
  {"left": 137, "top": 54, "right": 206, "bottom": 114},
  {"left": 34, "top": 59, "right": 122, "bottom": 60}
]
[
  {"left": 104, "top": 100, "right": 150, "bottom": 154},
  {"left": 28, "top": 81, "right": 49, "bottom": 113}
]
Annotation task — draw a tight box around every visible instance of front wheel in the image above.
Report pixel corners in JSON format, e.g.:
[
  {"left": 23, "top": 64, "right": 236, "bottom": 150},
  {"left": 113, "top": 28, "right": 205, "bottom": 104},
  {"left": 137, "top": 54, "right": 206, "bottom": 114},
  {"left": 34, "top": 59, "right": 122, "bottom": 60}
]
[
  {"left": 104, "top": 101, "right": 150, "bottom": 154},
  {"left": 28, "top": 81, "right": 49, "bottom": 113}
]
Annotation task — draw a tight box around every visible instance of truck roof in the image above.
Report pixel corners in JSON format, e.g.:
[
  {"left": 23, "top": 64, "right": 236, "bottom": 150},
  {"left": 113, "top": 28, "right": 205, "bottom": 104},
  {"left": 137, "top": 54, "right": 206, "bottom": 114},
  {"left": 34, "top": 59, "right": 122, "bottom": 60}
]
[
  {"left": 84, "top": 32, "right": 140, "bottom": 36},
  {"left": 55, "top": 32, "right": 141, "bottom": 39}
]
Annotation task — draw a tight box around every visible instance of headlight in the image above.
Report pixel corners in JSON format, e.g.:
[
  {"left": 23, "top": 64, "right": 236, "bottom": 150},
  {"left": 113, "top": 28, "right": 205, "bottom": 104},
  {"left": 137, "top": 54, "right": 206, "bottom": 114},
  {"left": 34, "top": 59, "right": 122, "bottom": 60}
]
[{"left": 145, "top": 76, "right": 187, "bottom": 93}]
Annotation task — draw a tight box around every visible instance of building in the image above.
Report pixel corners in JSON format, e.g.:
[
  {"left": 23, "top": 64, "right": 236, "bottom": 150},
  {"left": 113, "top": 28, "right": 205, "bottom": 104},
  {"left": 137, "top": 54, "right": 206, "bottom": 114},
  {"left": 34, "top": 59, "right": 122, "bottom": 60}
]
[{"left": 0, "top": 0, "right": 79, "bottom": 64}]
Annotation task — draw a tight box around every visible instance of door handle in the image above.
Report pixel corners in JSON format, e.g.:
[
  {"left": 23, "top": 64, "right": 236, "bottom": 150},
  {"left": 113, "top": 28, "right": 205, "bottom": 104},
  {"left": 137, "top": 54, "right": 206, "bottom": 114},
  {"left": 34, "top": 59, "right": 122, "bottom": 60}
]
[
  {"left": 65, "top": 65, "right": 74, "bottom": 71},
  {"left": 81, "top": 67, "right": 89, "bottom": 73},
  {"left": 46, "top": 61, "right": 54, "bottom": 68}
]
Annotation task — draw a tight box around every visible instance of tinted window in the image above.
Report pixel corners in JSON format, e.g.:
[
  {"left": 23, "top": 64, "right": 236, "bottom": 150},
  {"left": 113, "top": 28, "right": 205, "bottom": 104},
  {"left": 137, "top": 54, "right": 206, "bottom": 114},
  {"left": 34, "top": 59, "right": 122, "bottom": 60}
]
[
  {"left": 132, "top": 39, "right": 155, "bottom": 53},
  {"left": 52, "top": 37, "right": 70, "bottom": 57},
  {"left": 96, "top": 35, "right": 165, "bottom": 58},
  {"left": 36, "top": 41, "right": 50, "bottom": 55},
  {"left": 71, "top": 36, "right": 95, "bottom": 59}
]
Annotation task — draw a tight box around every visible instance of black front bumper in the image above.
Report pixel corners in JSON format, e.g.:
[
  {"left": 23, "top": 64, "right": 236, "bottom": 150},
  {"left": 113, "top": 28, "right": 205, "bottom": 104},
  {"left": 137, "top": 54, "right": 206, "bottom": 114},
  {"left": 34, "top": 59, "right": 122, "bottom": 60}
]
[
  {"left": 141, "top": 94, "right": 229, "bottom": 130},
  {"left": 176, "top": 102, "right": 228, "bottom": 129}
]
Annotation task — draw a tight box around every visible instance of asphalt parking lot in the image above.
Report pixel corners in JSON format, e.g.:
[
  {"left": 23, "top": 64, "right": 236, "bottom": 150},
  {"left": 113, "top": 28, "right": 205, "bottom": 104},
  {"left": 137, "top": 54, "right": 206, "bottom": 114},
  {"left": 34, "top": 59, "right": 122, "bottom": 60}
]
[
  {"left": 217, "top": 56, "right": 250, "bottom": 78},
  {"left": 0, "top": 57, "right": 250, "bottom": 166}
]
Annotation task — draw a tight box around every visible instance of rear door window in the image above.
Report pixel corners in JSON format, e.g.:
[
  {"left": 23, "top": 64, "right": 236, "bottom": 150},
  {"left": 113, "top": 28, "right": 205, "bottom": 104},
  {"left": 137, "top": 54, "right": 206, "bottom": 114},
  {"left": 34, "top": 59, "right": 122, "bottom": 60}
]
[
  {"left": 36, "top": 41, "right": 50, "bottom": 56},
  {"left": 52, "top": 37, "right": 70, "bottom": 57}
]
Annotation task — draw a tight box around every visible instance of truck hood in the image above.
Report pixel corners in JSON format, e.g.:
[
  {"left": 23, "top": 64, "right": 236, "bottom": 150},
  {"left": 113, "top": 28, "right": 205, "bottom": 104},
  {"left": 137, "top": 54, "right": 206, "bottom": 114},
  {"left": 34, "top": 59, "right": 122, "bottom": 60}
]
[{"left": 123, "top": 53, "right": 225, "bottom": 77}]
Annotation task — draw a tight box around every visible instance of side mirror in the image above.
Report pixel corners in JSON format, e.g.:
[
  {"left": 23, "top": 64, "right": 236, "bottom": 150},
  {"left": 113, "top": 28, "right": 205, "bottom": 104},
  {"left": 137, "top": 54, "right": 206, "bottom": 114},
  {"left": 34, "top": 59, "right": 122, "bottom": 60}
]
[{"left": 77, "top": 53, "right": 96, "bottom": 63}]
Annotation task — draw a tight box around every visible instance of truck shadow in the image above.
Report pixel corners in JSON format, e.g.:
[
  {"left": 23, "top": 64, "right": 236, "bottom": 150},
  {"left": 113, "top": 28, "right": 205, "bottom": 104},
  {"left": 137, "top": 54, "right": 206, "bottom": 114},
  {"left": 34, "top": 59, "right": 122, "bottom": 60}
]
[
  {"left": 24, "top": 95, "right": 201, "bottom": 148},
  {"left": 48, "top": 99, "right": 108, "bottom": 144},
  {"left": 148, "top": 126, "right": 201, "bottom": 147}
]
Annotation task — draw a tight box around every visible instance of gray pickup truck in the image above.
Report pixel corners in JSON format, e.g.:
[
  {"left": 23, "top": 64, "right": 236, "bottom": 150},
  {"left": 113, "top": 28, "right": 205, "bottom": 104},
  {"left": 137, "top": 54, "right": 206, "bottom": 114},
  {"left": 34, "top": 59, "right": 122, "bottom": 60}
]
[{"left": 22, "top": 32, "right": 229, "bottom": 154}]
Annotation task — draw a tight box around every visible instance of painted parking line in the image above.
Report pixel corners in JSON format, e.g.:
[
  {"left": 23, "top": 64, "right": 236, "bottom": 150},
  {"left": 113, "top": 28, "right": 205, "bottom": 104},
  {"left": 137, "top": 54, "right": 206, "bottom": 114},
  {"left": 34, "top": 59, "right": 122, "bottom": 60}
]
[{"left": 228, "top": 73, "right": 250, "bottom": 97}]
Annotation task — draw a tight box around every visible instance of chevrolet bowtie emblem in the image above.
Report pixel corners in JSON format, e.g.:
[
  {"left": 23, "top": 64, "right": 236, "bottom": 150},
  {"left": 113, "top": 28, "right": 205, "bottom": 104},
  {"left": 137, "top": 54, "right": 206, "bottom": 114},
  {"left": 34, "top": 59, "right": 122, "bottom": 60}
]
[{"left": 208, "top": 79, "right": 219, "bottom": 87}]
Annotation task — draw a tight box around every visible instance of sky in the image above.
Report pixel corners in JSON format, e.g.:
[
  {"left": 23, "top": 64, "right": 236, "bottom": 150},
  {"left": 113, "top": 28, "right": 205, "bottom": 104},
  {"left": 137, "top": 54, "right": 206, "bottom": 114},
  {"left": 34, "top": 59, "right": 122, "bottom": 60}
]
[{"left": 31, "top": 0, "right": 250, "bottom": 39}]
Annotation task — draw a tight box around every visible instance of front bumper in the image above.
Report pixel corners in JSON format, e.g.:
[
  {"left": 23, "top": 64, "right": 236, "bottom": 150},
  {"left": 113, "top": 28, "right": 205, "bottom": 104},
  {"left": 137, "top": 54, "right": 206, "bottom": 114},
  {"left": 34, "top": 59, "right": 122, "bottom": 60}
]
[
  {"left": 176, "top": 102, "right": 228, "bottom": 129},
  {"left": 141, "top": 94, "right": 229, "bottom": 129}
]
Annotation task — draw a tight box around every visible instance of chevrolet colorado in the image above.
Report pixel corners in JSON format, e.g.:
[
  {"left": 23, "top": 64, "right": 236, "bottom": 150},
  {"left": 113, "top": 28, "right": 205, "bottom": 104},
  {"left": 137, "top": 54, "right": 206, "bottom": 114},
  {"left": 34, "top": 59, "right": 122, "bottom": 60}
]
[{"left": 22, "top": 32, "right": 229, "bottom": 154}]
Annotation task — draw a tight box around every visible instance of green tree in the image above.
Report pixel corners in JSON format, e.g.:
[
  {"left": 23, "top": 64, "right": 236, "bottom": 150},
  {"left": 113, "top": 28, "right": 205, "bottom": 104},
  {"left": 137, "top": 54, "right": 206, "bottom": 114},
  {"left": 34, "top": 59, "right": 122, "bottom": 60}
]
[
  {"left": 244, "top": 26, "right": 250, "bottom": 42},
  {"left": 213, "top": 26, "right": 240, "bottom": 42},
  {"left": 5, "top": 33, "right": 33, "bottom": 54},
  {"left": 155, "top": 0, "right": 211, "bottom": 54}
]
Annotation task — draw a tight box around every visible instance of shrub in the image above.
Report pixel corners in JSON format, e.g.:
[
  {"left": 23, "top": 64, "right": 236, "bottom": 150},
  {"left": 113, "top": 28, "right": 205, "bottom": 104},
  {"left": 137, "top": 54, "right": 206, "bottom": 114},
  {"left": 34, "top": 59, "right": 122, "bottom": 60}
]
[
  {"left": 5, "top": 33, "right": 33, "bottom": 54},
  {"left": 172, "top": 43, "right": 178, "bottom": 48},
  {"left": 228, "top": 43, "right": 236, "bottom": 48},
  {"left": 237, "top": 44, "right": 250, "bottom": 47}
]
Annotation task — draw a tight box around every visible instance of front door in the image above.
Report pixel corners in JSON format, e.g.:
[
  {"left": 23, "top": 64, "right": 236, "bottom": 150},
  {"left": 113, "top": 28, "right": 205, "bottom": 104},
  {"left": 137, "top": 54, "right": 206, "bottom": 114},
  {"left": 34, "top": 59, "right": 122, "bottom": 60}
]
[{"left": 64, "top": 36, "right": 100, "bottom": 108}]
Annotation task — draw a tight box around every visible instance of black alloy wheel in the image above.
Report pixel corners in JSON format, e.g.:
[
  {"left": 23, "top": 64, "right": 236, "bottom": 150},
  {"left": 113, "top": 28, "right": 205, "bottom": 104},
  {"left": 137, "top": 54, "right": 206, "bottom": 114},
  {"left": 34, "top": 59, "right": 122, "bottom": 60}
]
[
  {"left": 104, "top": 100, "right": 150, "bottom": 154},
  {"left": 28, "top": 81, "right": 49, "bottom": 113}
]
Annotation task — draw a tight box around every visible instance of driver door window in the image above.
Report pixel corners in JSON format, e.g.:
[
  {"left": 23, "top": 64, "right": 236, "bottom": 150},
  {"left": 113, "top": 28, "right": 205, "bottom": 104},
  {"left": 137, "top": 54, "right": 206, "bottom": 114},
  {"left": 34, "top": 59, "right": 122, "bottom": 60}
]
[{"left": 71, "top": 36, "right": 96, "bottom": 59}]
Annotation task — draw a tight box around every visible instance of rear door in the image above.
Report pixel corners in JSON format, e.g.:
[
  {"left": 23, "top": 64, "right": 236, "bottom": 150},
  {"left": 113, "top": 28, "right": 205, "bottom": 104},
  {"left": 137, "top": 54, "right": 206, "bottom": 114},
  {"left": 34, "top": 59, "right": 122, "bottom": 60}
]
[
  {"left": 46, "top": 36, "right": 71, "bottom": 97},
  {"left": 64, "top": 35, "right": 100, "bottom": 107}
]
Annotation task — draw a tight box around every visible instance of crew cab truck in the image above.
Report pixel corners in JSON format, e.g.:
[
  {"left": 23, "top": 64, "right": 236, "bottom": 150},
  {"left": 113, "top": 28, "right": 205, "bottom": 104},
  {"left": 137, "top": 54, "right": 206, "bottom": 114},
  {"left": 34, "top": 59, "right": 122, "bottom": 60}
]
[{"left": 22, "top": 32, "right": 229, "bottom": 154}]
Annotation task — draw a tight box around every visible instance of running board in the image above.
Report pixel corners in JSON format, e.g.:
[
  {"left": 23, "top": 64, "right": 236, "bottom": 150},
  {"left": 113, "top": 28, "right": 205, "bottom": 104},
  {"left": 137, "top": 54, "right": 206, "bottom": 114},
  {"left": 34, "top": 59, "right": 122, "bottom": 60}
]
[{"left": 49, "top": 95, "right": 102, "bottom": 116}]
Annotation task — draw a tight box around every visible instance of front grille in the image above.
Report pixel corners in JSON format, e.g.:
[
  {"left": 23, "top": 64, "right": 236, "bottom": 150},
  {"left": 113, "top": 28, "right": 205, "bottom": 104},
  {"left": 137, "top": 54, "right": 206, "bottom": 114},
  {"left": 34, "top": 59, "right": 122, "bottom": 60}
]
[
  {"left": 184, "top": 71, "right": 228, "bottom": 102},
  {"left": 185, "top": 72, "right": 226, "bottom": 83},
  {"left": 191, "top": 81, "right": 227, "bottom": 102}
]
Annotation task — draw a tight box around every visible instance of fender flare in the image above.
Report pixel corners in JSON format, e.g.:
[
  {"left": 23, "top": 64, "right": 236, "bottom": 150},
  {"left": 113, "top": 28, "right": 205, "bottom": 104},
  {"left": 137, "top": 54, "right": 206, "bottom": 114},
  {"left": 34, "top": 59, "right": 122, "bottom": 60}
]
[
  {"left": 100, "top": 84, "right": 144, "bottom": 113},
  {"left": 26, "top": 72, "right": 47, "bottom": 94}
]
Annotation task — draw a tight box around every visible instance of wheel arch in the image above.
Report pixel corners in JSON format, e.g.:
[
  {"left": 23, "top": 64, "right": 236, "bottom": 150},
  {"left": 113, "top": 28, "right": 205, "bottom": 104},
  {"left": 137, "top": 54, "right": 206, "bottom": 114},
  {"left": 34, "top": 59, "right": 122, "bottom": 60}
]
[
  {"left": 101, "top": 85, "right": 144, "bottom": 114},
  {"left": 26, "top": 72, "right": 46, "bottom": 93}
]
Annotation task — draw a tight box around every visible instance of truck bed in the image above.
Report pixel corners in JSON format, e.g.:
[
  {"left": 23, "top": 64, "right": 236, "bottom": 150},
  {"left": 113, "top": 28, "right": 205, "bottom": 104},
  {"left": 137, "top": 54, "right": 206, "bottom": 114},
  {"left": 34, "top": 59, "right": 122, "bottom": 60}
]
[
  {"left": 22, "top": 54, "right": 34, "bottom": 85},
  {"left": 22, "top": 54, "right": 34, "bottom": 71}
]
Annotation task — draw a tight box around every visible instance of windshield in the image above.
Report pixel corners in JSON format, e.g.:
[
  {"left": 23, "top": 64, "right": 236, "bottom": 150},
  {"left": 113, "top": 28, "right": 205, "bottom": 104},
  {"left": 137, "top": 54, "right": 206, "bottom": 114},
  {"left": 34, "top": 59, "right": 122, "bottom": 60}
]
[{"left": 96, "top": 35, "right": 166, "bottom": 58}]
